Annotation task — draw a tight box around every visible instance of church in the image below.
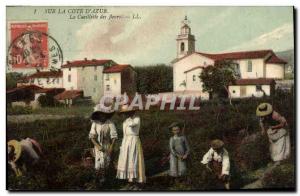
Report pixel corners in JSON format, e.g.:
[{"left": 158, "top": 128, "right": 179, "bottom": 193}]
[{"left": 172, "top": 17, "right": 287, "bottom": 100}]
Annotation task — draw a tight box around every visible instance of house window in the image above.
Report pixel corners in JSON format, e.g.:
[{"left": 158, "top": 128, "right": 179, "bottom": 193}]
[
  {"left": 256, "top": 85, "right": 262, "bottom": 92},
  {"left": 232, "top": 90, "right": 236, "bottom": 93},
  {"left": 247, "top": 60, "right": 252, "bottom": 72},
  {"left": 68, "top": 74, "right": 71, "bottom": 82},
  {"left": 106, "top": 85, "right": 110, "bottom": 91},
  {"left": 93, "top": 88, "right": 96, "bottom": 93},
  {"left": 94, "top": 66, "right": 97, "bottom": 70},
  {"left": 94, "top": 75, "right": 97, "bottom": 81},
  {"left": 106, "top": 74, "right": 109, "bottom": 81},
  {"left": 82, "top": 66, "right": 84, "bottom": 70},
  {"left": 114, "top": 79, "right": 117, "bottom": 84},
  {"left": 203, "top": 61, "right": 207, "bottom": 66},
  {"left": 57, "top": 78, "right": 59, "bottom": 84},
  {"left": 180, "top": 42, "right": 185, "bottom": 52},
  {"left": 69, "top": 67, "right": 71, "bottom": 71},
  {"left": 193, "top": 75, "right": 196, "bottom": 81}
]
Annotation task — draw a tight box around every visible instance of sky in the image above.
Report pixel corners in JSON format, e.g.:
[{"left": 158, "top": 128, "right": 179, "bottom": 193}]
[{"left": 7, "top": 6, "right": 294, "bottom": 66}]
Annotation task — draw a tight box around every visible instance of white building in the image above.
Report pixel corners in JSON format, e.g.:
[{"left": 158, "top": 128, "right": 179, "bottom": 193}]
[
  {"left": 172, "top": 17, "right": 287, "bottom": 99},
  {"left": 61, "top": 58, "right": 116, "bottom": 103},
  {"left": 103, "top": 64, "right": 136, "bottom": 97},
  {"left": 17, "top": 70, "right": 63, "bottom": 88}
]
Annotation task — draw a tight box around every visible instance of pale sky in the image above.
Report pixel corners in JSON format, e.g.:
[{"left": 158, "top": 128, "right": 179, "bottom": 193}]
[{"left": 7, "top": 6, "right": 294, "bottom": 66}]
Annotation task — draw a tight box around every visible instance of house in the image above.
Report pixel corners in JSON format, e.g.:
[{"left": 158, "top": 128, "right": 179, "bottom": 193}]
[
  {"left": 172, "top": 17, "right": 287, "bottom": 99},
  {"left": 229, "top": 78, "right": 275, "bottom": 98},
  {"left": 7, "top": 85, "right": 64, "bottom": 108},
  {"left": 17, "top": 70, "right": 63, "bottom": 88},
  {"left": 54, "top": 90, "right": 84, "bottom": 106},
  {"left": 61, "top": 58, "right": 116, "bottom": 103},
  {"left": 103, "top": 64, "right": 137, "bottom": 97}
]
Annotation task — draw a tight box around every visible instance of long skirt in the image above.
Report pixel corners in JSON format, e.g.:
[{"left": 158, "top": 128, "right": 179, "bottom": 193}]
[
  {"left": 267, "top": 128, "right": 291, "bottom": 162},
  {"left": 116, "top": 135, "right": 146, "bottom": 183}
]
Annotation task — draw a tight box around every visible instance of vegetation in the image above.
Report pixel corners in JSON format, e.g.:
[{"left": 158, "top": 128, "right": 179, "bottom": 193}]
[
  {"left": 7, "top": 90, "right": 295, "bottom": 190},
  {"left": 6, "top": 72, "right": 23, "bottom": 89},
  {"left": 7, "top": 105, "right": 33, "bottom": 115},
  {"left": 37, "top": 94, "right": 62, "bottom": 107},
  {"left": 199, "top": 60, "right": 237, "bottom": 100},
  {"left": 134, "top": 64, "right": 173, "bottom": 94}
]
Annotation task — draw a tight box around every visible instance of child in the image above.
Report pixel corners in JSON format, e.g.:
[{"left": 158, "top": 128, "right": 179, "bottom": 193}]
[
  {"left": 168, "top": 122, "right": 190, "bottom": 177},
  {"left": 201, "top": 139, "right": 230, "bottom": 190},
  {"left": 89, "top": 104, "right": 118, "bottom": 184}
]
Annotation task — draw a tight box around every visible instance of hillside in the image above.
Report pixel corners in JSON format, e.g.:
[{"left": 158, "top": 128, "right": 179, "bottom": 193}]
[{"left": 276, "top": 49, "right": 294, "bottom": 70}]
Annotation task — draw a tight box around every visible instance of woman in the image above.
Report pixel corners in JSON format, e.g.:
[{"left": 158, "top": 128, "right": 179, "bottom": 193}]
[
  {"left": 7, "top": 138, "right": 42, "bottom": 177},
  {"left": 116, "top": 104, "right": 146, "bottom": 186},
  {"left": 201, "top": 139, "right": 230, "bottom": 190},
  {"left": 256, "top": 103, "right": 290, "bottom": 163},
  {"left": 89, "top": 104, "right": 118, "bottom": 183}
]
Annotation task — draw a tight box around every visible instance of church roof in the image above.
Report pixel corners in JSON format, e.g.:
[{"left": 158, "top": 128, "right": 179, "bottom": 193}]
[
  {"left": 172, "top": 49, "right": 287, "bottom": 65},
  {"left": 230, "top": 78, "right": 276, "bottom": 86}
]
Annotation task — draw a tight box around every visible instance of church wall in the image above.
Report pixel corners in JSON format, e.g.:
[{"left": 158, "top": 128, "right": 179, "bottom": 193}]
[
  {"left": 266, "top": 63, "right": 285, "bottom": 79},
  {"left": 173, "top": 53, "right": 214, "bottom": 92},
  {"left": 236, "top": 58, "right": 265, "bottom": 78}
]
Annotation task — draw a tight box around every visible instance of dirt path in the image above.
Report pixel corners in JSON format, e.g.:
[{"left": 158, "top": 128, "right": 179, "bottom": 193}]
[{"left": 7, "top": 114, "right": 80, "bottom": 123}]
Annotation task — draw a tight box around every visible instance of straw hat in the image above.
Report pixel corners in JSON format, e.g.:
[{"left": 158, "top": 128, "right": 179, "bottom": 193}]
[
  {"left": 7, "top": 140, "right": 22, "bottom": 162},
  {"left": 91, "top": 104, "right": 115, "bottom": 120},
  {"left": 210, "top": 139, "right": 224, "bottom": 149},
  {"left": 256, "top": 103, "right": 273, "bottom": 117},
  {"left": 119, "top": 104, "right": 138, "bottom": 113}
]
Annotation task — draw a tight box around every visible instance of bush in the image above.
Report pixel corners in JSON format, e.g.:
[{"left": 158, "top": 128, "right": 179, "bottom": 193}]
[
  {"left": 262, "top": 162, "right": 295, "bottom": 189},
  {"left": 38, "top": 94, "right": 61, "bottom": 107},
  {"left": 7, "top": 105, "right": 33, "bottom": 115}
]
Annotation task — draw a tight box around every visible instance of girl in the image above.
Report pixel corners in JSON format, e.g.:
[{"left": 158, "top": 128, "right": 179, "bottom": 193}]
[{"left": 168, "top": 122, "right": 190, "bottom": 178}]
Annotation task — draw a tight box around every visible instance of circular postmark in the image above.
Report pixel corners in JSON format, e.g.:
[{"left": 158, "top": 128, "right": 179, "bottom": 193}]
[{"left": 7, "top": 31, "right": 63, "bottom": 71}]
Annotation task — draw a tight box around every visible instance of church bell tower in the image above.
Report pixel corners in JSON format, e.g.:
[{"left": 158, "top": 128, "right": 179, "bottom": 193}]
[{"left": 176, "top": 16, "right": 195, "bottom": 58}]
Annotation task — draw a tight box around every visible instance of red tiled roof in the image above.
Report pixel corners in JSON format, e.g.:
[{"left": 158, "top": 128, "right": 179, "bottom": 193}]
[
  {"left": 266, "top": 54, "right": 287, "bottom": 64},
  {"left": 54, "top": 90, "right": 83, "bottom": 100},
  {"left": 231, "top": 78, "right": 276, "bottom": 85},
  {"left": 27, "top": 71, "right": 63, "bottom": 79},
  {"left": 103, "top": 64, "right": 131, "bottom": 73},
  {"left": 36, "top": 88, "right": 65, "bottom": 93},
  {"left": 6, "top": 85, "right": 42, "bottom": 94},
  {"left": 61, "top": 59, "right": 113, "bottom": 68},
  {"left": 184, "top": 66, "right": 205, "bottom": 73},
  {"left": 197, "top": 50, "right": 273, "bottom": 61}
]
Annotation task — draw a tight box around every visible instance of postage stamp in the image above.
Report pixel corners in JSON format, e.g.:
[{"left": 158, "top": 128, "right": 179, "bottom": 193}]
[{"left": 7, "top": 22, "right": 63, "bottom": 71}]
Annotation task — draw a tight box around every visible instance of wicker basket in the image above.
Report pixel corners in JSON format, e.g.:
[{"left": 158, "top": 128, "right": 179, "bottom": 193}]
[{"left": 82, "top": 148, "right": 95, "bottom": 168}]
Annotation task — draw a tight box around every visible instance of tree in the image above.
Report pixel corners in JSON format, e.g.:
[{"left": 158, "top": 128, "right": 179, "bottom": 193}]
[
  {"left": 199, "top": 60, "right": 238, "bottom": 103},
  {"left": 134, "top": 64, "right": 173, "bottom": 94},
  {"left": 6, "top": 72, "right": 23, "bottom": 89}
]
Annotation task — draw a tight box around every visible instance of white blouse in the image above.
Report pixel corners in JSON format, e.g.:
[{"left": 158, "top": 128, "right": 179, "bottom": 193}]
[{"left": 201, "top": 147, "right": 230, "bottom": 175}]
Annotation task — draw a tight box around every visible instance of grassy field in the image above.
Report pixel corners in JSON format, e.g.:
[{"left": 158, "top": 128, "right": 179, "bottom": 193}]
[{"left": 6, "top": 91, "right": 295, "bottom": 191}]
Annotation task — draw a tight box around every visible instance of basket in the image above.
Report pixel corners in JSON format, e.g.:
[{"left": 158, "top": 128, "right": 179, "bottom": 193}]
[{"left": 82, "top": 148, "right": 95, "bottom": 168}]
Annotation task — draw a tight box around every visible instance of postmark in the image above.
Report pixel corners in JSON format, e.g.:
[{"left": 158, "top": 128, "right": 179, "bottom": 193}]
[{"left": 7, "top": 26, "right": 63, "bottom": 71}]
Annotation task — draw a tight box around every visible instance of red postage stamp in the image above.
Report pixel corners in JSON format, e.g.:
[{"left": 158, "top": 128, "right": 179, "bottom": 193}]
[{"left": 9, "top": 22, "right": 49, "bottom": 69}]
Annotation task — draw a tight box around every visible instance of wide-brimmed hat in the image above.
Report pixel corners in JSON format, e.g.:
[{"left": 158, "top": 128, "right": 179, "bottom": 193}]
[
  {"left": 8, "top": 140, "right": 22, "bottom": 162},
  {"left": 119, "top": 104, "right": 138, "bottom": 113},
  {"left": 210, "top": 139, "right": 224, "bottom": 149},
  {"left": 168, "top": 122, "right": 182, "bottom": 130},
  {"left": 256, "top": 103, "right": 273, "bottom": 117},
  {"left": 91, "top": 104, "right": 115, "bottom": 120}
]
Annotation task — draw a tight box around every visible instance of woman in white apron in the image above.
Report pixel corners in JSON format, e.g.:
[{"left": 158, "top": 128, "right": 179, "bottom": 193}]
[
  {"left": 256, "top": 103, "right": 290, "bottom": 163},
  {"left": 116, "top": 105, "right": 146, "bottom": 187}
]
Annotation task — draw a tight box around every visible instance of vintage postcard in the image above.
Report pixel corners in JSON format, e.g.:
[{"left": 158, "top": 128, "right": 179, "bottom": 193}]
[{"left": 6, "top": 6, "right": 295, "bottom": 191}]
